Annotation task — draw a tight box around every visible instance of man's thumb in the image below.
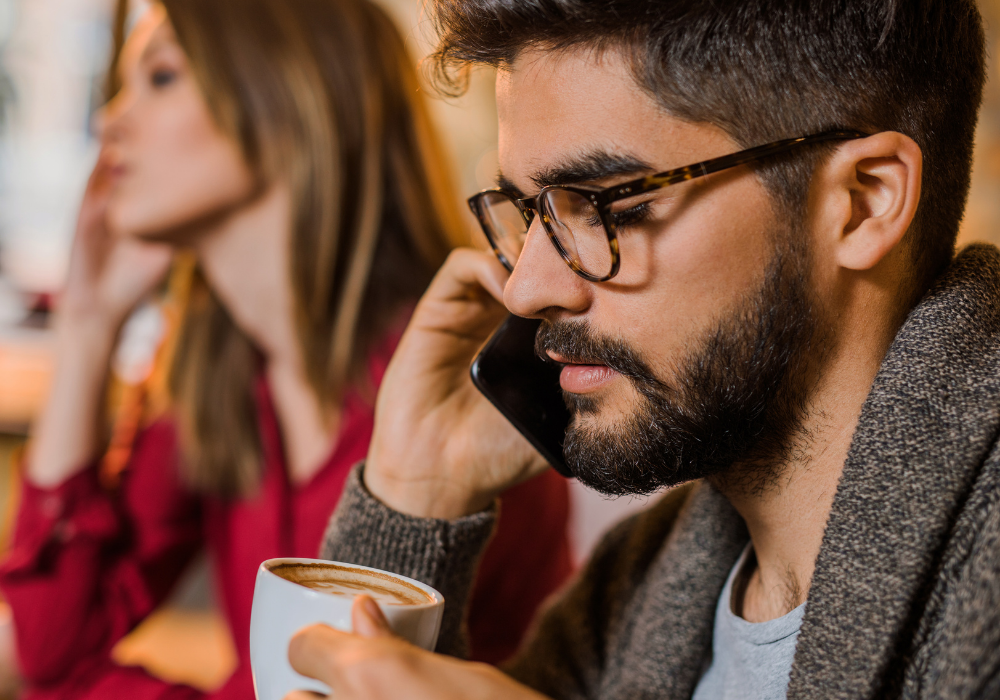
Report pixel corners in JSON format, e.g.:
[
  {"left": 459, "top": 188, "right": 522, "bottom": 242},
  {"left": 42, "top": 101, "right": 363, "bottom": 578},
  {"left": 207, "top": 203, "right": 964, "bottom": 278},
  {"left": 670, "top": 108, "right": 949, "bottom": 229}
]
[{"left": 352, "top": 595, "right": 392, "bottom": 638}]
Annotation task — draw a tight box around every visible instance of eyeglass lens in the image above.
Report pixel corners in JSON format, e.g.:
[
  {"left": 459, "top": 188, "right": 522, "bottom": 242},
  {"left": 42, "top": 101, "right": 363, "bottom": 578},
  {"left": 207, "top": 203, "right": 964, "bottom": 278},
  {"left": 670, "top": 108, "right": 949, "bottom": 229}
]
[
  {"left": 480, "top": 189, "right": 613, "bottom": 279},
  {"left": 479, "top": 191, "right": 526, "bottom": 269},
  {"left": 540, "top": 189, "right": 613, "bottom": 279}
]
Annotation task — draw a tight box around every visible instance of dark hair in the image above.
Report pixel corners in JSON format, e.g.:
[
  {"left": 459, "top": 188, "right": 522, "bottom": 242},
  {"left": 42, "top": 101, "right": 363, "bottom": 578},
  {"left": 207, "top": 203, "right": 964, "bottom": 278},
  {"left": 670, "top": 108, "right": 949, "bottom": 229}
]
[{"left": 428, "top": 0, "right": 986, "bottom": 298}]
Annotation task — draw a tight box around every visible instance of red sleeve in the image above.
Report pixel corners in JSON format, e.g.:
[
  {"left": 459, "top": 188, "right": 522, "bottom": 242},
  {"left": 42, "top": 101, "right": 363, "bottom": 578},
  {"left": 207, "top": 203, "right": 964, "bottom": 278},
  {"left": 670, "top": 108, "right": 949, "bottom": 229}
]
[
  {"left": 19, "top": 661, "right": 205, "bottom": 700},
  {"left": 0, "top": 420, "right": 203, "bottom": 691},
  {"left": 467, "top": 470, "right": 575, "bottom": 665}
]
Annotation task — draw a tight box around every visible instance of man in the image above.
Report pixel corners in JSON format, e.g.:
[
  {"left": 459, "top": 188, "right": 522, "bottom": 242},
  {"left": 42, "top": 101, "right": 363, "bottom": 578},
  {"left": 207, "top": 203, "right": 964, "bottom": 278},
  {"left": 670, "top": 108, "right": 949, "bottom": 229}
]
[{"left": 284, "top": 1, "right": 999, "bottom": 698}]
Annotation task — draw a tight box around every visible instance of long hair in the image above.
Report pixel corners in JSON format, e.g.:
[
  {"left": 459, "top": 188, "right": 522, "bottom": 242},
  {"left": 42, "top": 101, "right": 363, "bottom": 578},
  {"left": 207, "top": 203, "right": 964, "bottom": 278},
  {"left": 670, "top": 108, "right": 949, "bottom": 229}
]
[{"left": 109, "top": 0, "right": 464, "bottom": 497}]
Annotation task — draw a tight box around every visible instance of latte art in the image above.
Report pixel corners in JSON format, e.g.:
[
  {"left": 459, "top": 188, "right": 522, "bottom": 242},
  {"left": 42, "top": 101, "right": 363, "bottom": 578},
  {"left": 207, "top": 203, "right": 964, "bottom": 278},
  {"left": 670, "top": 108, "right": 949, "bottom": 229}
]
[{"left": 270, "top": 562, "right": 434, "bottom": 606}]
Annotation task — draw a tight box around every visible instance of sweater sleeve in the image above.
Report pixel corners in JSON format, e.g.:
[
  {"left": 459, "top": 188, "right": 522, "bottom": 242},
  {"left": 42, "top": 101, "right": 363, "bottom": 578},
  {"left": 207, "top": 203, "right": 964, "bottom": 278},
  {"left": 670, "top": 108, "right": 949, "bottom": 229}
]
[
  {"left": 319, "top": 464, "right": 497, "bottom": 659},
  {"left": 322, "top": 463, "right": 696, "bottom": 700},
  {"left": 0, "top": 420, "right": 203, "bottom": 689}
]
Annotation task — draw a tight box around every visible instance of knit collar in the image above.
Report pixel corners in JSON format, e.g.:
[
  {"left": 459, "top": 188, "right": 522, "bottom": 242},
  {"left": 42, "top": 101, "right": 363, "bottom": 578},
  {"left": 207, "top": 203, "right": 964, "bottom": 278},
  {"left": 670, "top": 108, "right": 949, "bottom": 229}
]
[{"left": 788, "top": 243, "right": 1000, "bottom": 699}]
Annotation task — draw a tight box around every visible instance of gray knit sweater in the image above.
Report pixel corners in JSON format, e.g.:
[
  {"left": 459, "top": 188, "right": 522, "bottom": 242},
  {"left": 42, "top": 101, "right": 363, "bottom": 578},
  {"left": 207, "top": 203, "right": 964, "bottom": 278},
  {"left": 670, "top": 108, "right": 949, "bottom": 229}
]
[{"left": 321, "top": 244, "right": 1000, "bottom": 699}]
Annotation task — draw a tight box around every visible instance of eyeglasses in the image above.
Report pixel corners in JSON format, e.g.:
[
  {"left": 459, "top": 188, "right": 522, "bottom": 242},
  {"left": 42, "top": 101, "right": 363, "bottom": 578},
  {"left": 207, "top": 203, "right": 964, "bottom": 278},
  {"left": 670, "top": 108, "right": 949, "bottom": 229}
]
[{"left": 468, "top": 129, "right": 869, "bottom": 282}]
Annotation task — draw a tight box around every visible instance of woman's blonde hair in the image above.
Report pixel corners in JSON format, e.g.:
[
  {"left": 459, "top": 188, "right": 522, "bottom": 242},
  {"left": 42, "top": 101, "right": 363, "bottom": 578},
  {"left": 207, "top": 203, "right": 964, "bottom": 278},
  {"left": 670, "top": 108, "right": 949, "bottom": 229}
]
[{"left": 110, "top": 0, "right": 465, "bottom": 497}]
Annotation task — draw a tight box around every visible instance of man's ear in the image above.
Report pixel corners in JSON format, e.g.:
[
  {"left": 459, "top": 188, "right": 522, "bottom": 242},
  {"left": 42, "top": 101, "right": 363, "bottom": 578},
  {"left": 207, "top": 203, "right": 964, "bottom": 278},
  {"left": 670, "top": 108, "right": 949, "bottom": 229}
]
[{"left": 813, "top": 132, "right": 922, "bottom": 271}]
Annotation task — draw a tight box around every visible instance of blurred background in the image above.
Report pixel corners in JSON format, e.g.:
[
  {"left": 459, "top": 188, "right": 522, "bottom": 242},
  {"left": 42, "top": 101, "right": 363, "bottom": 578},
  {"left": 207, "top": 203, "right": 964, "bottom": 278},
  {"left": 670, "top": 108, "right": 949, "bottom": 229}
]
[{"left": 0, "top": 0, "right": 997, "bottom": 694}]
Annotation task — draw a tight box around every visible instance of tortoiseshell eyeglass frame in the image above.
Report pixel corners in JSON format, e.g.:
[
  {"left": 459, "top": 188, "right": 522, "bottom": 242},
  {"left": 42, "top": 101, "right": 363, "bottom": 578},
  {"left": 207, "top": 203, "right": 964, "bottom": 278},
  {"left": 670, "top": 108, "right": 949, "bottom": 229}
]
[{"left": 468, "top": 129, "right": 869, "bottom": 282}]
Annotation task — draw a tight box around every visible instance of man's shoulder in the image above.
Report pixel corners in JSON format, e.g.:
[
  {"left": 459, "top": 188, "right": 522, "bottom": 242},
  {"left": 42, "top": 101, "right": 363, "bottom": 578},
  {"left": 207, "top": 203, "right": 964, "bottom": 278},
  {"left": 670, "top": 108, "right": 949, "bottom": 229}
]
[
  {"left": 937, "top": 458, "right": 1000, "bottom": 627},
  {"left": 913, "top": 458, "right": 1000, "bottom": 697},
  {"left": 944, "top": 443, "right": 1000, "bottom": 598}
]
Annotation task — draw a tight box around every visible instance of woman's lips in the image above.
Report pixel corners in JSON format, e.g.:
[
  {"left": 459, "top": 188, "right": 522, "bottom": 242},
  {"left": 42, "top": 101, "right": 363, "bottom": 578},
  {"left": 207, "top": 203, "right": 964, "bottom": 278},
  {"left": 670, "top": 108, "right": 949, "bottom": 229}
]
[{"left": 547, "top": 351, "right": 620, "bottom": 393}]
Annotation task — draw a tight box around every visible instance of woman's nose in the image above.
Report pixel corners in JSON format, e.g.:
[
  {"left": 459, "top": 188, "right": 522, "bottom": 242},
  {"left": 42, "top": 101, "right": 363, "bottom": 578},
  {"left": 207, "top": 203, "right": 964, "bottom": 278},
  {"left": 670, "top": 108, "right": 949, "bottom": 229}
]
[
  {"left": 92, "top": 105, "right": 110, "bottom": 141},
  {"left": 94, "top": 90, "right": 129, "bottom": 143}
]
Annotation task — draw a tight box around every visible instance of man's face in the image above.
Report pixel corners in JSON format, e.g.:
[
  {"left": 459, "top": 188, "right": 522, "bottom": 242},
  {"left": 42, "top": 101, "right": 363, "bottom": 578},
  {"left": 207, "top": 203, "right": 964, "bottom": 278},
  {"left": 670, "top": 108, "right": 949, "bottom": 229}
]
[{"left": 497, "top": 48, "right": 824, "bottom": 495}]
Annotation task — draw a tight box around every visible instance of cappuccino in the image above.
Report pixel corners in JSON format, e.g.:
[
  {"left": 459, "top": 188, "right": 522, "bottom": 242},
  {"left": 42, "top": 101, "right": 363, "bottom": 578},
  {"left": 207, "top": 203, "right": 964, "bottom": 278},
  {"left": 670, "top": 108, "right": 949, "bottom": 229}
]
[
  {"left": 269, "top": 561, "right": 434, "bottom": 607},
  {"left": 251, "top": 558, "right": 444, "bottom": 698}
]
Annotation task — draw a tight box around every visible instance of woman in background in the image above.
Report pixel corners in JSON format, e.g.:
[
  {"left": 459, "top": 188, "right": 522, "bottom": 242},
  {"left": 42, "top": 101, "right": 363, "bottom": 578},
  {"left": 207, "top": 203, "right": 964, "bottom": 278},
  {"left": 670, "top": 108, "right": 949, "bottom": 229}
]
[{"left": 0, "top": 0, "right": 572, "bottom": 697}]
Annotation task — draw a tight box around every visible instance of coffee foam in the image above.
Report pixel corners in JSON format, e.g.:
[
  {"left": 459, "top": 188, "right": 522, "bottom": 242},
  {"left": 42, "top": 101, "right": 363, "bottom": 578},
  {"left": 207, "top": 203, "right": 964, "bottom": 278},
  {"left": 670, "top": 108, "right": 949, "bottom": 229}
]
[{"left": 269, "top": 562, "right": 434, "bottom": 606}]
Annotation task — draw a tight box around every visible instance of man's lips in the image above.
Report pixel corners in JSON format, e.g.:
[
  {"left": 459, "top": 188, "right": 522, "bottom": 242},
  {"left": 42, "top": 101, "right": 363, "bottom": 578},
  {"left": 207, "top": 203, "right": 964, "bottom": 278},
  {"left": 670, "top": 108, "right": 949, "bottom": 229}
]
[{"left": 546, "top": 350, "right": 620, "bottom": 394}]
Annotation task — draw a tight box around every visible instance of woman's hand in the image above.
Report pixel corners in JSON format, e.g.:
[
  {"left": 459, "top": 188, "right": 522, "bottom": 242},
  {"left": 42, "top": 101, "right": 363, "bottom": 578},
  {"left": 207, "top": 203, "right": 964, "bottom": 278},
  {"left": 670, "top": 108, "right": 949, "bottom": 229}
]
[
  {"left": 364, "top": 248, "right": 551, "bottom": 519},
  {"left": 284, "top": 596, "right": 551, "bottom": 700},
  {"left": 60, "top": 158, "right": 173, "bottom": 333},
  {"left": 26, "top": 159, "right": 173, "bottom": 487}
]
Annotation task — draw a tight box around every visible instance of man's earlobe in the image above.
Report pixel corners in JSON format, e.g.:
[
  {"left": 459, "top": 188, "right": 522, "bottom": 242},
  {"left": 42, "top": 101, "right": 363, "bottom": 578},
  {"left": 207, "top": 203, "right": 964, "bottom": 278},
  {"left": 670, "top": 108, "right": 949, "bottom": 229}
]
[{"left": 826, "top": 132, "right": 923, "bottom": 271}]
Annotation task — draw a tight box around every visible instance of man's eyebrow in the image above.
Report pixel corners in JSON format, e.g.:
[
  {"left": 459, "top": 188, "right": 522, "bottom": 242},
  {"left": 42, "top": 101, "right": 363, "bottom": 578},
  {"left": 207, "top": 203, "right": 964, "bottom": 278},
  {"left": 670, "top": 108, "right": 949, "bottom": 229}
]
[
  {"left": 494, "top": 151, "right": 654, "bottom": 199},
  {"left": 495, "top": 174, "right": 523, "bottom": 198},
  {"left": 531, "top": 151, "right": 654, "bottom": 190}
]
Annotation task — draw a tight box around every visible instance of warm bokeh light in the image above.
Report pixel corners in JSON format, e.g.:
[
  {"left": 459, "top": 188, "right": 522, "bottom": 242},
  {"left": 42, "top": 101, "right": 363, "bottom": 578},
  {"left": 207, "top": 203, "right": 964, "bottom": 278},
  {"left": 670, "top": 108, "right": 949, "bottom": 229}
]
[{"left": 959, "top": 0, "right": 1000, "bottom": 248}]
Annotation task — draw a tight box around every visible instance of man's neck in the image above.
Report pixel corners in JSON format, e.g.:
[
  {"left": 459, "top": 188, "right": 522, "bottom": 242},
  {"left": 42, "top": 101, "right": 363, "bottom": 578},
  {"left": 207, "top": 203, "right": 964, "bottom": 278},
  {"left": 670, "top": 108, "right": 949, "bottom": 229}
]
[{"left": 716, "top": 308, "right": 902, "bottom": 622}]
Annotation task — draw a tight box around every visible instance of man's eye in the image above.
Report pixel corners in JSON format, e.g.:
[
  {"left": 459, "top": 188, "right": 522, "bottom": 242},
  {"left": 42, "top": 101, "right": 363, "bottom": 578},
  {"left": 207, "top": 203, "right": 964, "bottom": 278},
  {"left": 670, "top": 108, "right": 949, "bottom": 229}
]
[
  {"left": 151, "top": 69, "right": 177, "bottom": 87},
  {"left": 609, "top": 203, "right": 651, "bottom": 229},
  {"left": 584, "top": 203, "right": 650, "bottom": 230}
]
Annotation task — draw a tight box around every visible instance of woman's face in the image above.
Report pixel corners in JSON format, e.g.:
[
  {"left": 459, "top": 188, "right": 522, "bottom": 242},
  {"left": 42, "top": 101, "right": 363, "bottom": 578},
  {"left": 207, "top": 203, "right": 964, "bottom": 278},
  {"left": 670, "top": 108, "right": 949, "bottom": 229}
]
[{"left": 101, "top": 6, "right": 255, "bottom": 240}]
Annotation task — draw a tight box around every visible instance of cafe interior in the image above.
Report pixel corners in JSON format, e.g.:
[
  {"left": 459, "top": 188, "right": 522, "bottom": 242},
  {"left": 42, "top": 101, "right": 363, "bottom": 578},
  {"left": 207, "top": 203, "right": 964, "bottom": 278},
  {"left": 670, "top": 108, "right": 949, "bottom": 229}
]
[{"left": 0, "top": 0, "right": 999, "bottom": 696}]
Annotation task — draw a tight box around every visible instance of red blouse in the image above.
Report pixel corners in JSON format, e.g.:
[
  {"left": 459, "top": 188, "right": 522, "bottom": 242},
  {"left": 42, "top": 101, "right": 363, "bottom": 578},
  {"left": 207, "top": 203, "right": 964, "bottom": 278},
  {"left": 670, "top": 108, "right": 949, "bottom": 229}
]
[{"left": 0, "top": 353, "right": 573, "bottom": 699}]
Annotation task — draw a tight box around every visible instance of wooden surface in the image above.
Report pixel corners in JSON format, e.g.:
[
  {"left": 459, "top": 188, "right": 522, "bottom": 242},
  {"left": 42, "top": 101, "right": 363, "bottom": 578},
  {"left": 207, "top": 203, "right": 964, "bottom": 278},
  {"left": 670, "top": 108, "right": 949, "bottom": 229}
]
[
  {"left": 0, "top": 328, "right": 53, "bottom": 435},
  {"left": 112, "top": 608, "right": 238, "bottom": 692}
]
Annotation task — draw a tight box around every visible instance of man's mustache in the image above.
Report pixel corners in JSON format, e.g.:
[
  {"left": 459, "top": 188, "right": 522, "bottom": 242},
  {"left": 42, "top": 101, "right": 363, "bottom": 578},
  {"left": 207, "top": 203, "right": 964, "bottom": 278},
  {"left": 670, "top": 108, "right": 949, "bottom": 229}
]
[{"left": 533, "top": 319, "right": 662, "bottom": 389}]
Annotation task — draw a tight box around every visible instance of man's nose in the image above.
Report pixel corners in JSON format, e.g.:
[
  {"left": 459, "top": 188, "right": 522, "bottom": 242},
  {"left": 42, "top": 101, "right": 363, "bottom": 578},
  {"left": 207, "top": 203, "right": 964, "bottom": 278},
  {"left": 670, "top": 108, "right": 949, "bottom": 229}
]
[{"left": 504, "top": 217, "right": 590, "bottom": 319}]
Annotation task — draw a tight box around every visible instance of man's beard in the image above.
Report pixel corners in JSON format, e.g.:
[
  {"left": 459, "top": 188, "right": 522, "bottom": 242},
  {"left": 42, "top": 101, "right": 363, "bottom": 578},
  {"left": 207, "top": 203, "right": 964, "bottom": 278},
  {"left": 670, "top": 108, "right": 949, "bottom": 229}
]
[{"left": 535, "top": 240, "right": 827, "bottom": 498}]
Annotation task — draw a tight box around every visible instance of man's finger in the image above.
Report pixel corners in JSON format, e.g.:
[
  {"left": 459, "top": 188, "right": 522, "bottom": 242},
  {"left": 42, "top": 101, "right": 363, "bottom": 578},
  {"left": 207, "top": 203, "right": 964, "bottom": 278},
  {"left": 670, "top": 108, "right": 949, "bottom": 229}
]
[
  {"left": 281, "top": 691, "right": 325, "bottom": 700},
  {"left": 287, "top": 623, "right": 354, "bottom": 687},
  {"left": 351, "top": 595, "right": 392, "bottom": 638},
  {"left": 425, "top": 248, "right": 510, "bottom": 305}
]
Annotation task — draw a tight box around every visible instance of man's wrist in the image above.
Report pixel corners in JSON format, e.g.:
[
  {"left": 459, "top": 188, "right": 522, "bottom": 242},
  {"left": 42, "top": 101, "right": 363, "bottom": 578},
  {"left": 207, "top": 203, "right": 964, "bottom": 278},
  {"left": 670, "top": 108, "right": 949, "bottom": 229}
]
[{"left": 362, "top": 462, "right": 495, "bottom": 520}]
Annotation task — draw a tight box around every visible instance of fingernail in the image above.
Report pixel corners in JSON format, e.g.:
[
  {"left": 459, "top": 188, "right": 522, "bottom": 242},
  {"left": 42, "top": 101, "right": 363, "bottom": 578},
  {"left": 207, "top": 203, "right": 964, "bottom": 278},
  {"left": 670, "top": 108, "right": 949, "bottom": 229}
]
[{"left": 362, "top": 595, "right": 383, "bottom": 622}]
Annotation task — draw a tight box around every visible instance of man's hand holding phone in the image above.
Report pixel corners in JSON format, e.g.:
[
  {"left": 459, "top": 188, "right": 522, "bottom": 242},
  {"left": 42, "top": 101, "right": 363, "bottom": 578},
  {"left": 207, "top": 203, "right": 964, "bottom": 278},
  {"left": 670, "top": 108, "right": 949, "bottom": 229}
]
[{"left": 364, "top": 249, "right": 551, "bottom": 519}]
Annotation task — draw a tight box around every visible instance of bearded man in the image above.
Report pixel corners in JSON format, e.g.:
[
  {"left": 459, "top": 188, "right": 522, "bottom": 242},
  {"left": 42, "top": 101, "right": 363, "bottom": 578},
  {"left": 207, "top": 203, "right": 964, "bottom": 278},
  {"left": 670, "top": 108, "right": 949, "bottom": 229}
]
[{"left": 284, "top": 1, "right": 999, "bottom": 698}]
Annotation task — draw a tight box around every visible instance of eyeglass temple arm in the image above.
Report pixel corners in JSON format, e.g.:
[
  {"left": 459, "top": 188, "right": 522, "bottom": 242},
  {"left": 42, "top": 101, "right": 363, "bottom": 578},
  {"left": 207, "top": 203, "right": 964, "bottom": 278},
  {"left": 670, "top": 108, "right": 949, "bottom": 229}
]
[{"left": 602, "top": 129, "right": 869, "bottom": 204}]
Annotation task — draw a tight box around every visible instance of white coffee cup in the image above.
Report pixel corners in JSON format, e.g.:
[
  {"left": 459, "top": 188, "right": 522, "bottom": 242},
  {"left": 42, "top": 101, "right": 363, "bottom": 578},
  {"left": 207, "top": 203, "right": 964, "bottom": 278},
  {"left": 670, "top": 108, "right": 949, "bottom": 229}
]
[{"left": 249, "top": 557, "right": 445, "bottom": 700}]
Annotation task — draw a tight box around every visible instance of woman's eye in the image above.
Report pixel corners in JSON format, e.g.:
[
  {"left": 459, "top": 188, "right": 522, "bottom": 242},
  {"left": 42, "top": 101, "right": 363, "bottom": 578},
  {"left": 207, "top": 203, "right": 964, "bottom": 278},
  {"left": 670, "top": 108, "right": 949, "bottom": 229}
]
[{"left": 150, "top": 69, "right": 177, "bottom": 88}]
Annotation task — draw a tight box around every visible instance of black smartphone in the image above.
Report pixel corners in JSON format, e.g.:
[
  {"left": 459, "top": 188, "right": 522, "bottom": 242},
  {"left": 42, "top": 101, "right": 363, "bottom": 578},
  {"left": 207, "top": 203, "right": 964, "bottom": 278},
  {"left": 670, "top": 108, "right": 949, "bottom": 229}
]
[{"left": 470, "top": 315, "right": 573, "bottom": 477}]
